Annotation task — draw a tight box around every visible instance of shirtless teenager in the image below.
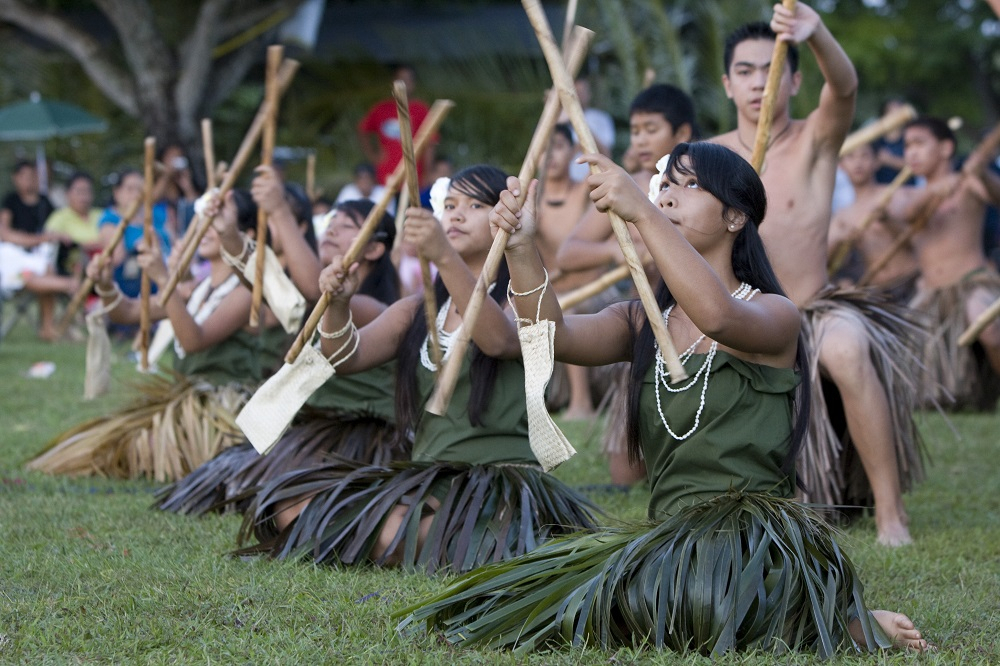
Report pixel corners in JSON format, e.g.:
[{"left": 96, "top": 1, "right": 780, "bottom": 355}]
[
  {"left": 828, "top": 143, "right": 919, "bottom": 298},
  {"left": 556, "top": 84, "right": 697, "bottom": 482},
  {"left": 899, "top": 117, "right": 1000, "bottom": 410},
  {"left": 537, "top": 123, "right": 601, "bottom": 418},
  {"left": 711, "top": 5, "right": 923, "bottom": 546}
]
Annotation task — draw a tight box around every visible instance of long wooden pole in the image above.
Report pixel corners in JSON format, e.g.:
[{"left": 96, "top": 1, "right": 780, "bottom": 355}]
[
  {"left": 561, "top": 0, "right": 578, "bottom": 53},
  {"left": 56, "top": 198, "right": 142, "bottom": 334},
  {"left": 558, "top": 263, "right": 630, "bottom": 310},
  {"left": 285, "top": 99, "right": 455, "bottom": 364},
  {"left": 839, "top": 104, "right": 917, "bottom": 157},
  {"left": 524, "top": 0, "right": 687, "bottom": 379},
  {"left": 139, "top": 136, "right": 156, "bottom": 371},
  {"left": 306, "top": 153, "right": 316, "bottom": 202},
  {"left": 750, "top": 0, "right": 797, "bottom": 173},
  {"left": 202, "top": 118, "right": 217, "bottom": 191},
  {"left": 960, "top": 296, "right": 1000, "bottom": 346},
  {"left": 827, "top": 166, "right": 912, "bottom": 274},
  {"left": 394, "top": 80, "right": 442, "bottom": 367},
  {"left": 159, "top": 58, "right": 300, "bottom": 304},
  {"left": 250, "top": 45, "right": 283, "bottom": 327},
  {"left": 423, "top": 27, "right": 593, "bottom": 416}
]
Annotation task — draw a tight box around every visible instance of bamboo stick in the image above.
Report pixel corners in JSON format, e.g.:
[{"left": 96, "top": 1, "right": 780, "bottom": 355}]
[
  {"left": 839, "top": 104, "right": 917, "bottom": 157},
  {"left": 523, "top": 0, "right": 687, "bottom": 380},
  {"left": 285, "top": 99, "right": 455, "bottom": 364},
  {"left": 959, "top": 295, "right": 1000, "bottom": 346},
  {"left": 750, "top": 0, "right": 797, "bottom": 174},
  {"left": 424, "top": 26, "right": 593, "bottom": 416},
  {"left": 139, "top": 136, "right": 156, "bottom": 371},
  {"left": 557, "top": 263, "right": 630, "bottom": 310},
  {"left": 159, "top": 58, "right": 300, "bottom": 304},
  {"left": 561, "top": 0, "right": 578, "bottom": 53},
  {"left": 827, "top": 166, "right": 912, "bottom": 275},
  {"left": 250, "top": 45, "right": 283, "bottom": 327},
  {"left": 56, "top": 198, "right": 142, "bottom": 335},
  {"left": 394, "top": 80, "right": 442, "bottom": 368},
  {"left": 306, "top": 153, "right": 316, "bottom": 202},
  {"left": 202, "top": 118, "right": 216, "bottom": 191}
]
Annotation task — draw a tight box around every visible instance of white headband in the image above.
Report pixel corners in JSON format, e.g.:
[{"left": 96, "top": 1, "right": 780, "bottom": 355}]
[{"left": 647, "top": 154, "right": 671, "bottom": 203}]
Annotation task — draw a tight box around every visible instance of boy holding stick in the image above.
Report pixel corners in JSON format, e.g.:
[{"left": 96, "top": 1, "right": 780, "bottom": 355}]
[{"left": 710, "top": 5, "right": 923, "bottom": 546}]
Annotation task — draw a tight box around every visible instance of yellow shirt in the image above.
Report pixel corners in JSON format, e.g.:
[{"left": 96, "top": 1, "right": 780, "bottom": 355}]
[{"left": 44, "top": 207, "right": 102, "bottom": 245}]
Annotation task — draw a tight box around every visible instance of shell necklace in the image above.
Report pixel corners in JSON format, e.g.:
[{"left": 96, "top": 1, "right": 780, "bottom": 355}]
[
  {"left": 420, "top": 284, "right": 496, "bottom": 371},
  {"left": 653, "top": 282, "right": 760, "bottom": 440}
]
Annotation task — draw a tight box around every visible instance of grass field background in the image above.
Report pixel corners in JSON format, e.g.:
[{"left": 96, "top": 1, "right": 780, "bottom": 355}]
[{"left": 1, "top": 314, "right": 998, "bottom": 664}]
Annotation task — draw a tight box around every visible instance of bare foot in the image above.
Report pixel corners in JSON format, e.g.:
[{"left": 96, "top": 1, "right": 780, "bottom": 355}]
[
  {"left": 876, "top": 504, "right": 912, "bottom": 546},
  {"left": 37, "top": 328, "right": 60, "bottom": 343},
  {"left": 872, "top": 610, "right": 928, "bottom": 651}
]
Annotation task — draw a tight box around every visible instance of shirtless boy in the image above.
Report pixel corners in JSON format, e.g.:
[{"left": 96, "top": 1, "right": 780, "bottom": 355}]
[
  {"left": 900, "top": 117, "right": 1000, "bottom": 410},
  {"left": 711, "top": 5, "right": 922, "bottom": 546},
  {"left": 828, "top": 143, "right": 919, "bottom": 297}
]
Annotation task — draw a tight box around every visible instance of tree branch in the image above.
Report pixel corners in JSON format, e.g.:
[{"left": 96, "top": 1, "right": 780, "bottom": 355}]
[
  {"left": 0, "top": 0, "right": 138, "bottom": 116},
  {"left": 176, "top": 0, "right": 231, "bottom": 123}
]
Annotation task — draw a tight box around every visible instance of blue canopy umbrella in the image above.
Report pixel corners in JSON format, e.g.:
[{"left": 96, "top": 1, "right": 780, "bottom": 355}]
[{"left": 0, "top": 92, "right": 108, "bottom": 192}]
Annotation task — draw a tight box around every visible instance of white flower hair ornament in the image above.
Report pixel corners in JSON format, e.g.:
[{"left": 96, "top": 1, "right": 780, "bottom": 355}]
[
  {"left": 194, "top": 187, "right": 221, "bottom": 217},
  {"left": 429, "top": 177, "right": 451, "bottom": 221},
  {"left": 648, "top": 154, "right": 671, "bottom": 203}
]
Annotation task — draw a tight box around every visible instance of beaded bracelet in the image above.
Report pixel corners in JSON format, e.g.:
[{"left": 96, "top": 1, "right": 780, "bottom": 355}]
[{"left": 317, "top": 309, "right": 354, "bottom": 339}]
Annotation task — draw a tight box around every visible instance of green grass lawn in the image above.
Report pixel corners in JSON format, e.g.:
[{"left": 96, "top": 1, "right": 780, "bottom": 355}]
[{"left": 1, "top": 315, "right": 998, "bottom": 664}]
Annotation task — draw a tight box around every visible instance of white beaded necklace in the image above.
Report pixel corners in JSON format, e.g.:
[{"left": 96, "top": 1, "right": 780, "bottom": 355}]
[
  {"left": 420, "top": 284, "right": 496, "bottom": 371},
  {"left": 653, "top": 282, "right": 760, "bottom": 440}
]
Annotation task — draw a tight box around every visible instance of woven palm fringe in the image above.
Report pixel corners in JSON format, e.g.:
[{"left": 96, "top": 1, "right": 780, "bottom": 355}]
[
  {"left": 237, "top": 461, "right": 601, "bottom": 573},
  {"left": 909, "top": 270, "right": 1000, "bottom": 411},
  {"left": 27, "top": 374, "right": 247, "bottom": 482},
  {"left": 396, "top": 492, "right": 889, "bottom": 657},
  {"left": 154, "top": 408, "right": 407, "bottom": 516},
  {"left": 799, "top": 286, "right": 927, "bottom": 509}
]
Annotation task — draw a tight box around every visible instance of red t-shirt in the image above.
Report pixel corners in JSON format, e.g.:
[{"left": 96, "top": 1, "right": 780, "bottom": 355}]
[{"left": 359, "top": 98, "right": 432, "bottom": 184}]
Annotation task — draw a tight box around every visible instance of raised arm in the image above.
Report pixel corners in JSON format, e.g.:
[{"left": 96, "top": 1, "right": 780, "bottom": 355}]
[
  {"left": 775, "top": 2, "right": 857, "bottom": 152},
  {"left": 581, "top": 154, "right": 800, "bottom": 360}
]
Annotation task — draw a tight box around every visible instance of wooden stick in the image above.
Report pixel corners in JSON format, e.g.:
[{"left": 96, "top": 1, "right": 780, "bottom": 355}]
[
  {"left": 306, "top": 153, "right": 316, "bottom": 202},
  {"left": 827, "top": 166, "right": 912, "bottom": 274},
  {"left": 139, "top": 136, "right": 156, "bottom": 371},
  {"left": 56, "top": 198, "right": 142, "bottom": 334},
  {"left": 202, "top": 118, "right": 216, "bottom": 191},
  {"left": 859, "top": 122, "right": 1000, "bottom": 286},
  {"left": 558, "top": 263, "right": 630, "bottom": 310},
  {"left": 524, "top": 0, "right": 687, "bottom": 380},
  {"left": 424, "top": 26, "right": 593, "bottom": 416},
  {"left": 561, "top": 0, "right": 578, "bottom": 53},
  {"left": 750, "top": 0, "right": 797, "bottom": 173},
  {"left": 394, "top": 80, "right": 442, "bottom": 368},
  {"left": 839, "top": 104, "right": 916, "bottom": 157},
  {"left": 959, "top": 295, "right": 1000, "bottom": 346},
  {"left": 285, "top": 99, "right": 455, "bottom": 364},
  {"left": 250, "top": 45, "right": 283, "bottom": 327},
  {"left": 159, "top": 58, "right": 300, "bottom": 304}
]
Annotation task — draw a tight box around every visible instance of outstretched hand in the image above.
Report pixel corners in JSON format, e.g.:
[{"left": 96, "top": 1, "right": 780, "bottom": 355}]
[
  {"left": 136, "top": 237, "right": 168, "bottom": 287},
  {"left": 490, "top": 177, "right": 538, "bottom": 250},
  {"left": 251, "top": 165, "right": 289, "bottom": 216},
  {"left": 579, "top": 153, "right": 654, "bottom": 225},
  {"left": 86, "top": 254, "right": 113, "bottom": 290},
  {"left": 402, "top": 207, "right": 451, "bottom": 263},
  {"left": 771, "top": 2, "right": 820, "bottom": 44},
  {"left": 318, "top": 255, "right": 361, "bottom": 304}
]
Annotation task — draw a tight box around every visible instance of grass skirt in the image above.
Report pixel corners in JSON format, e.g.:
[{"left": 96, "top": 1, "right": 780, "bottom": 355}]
[
  {"left": 27, "top": 374, "right": 247, "bottom": 482},
  {"left": 799, "top": 286, "right": 927, "bottom": 509},
  {"left": 153, "top": 407, "right": 407, "bottom": 516},
  {"left": 396, "top": 492, "right": 889, "bottom": 657},
  {"left": 237, "top": 460, "right": 601, "bottom": 573},
  {"left": 910, "top": 270, "right": 1000, "bottom": 411}
]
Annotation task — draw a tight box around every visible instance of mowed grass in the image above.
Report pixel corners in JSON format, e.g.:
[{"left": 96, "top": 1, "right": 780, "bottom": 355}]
[{"left": 1, "top": 313, "right": 998, "bottom": 665}]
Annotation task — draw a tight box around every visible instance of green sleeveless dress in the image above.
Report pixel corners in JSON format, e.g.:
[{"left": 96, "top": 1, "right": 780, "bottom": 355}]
[
  {"left": 171, "top": 328, "right": 261, "bottom": 386},
  {"left": 240, "top": 347, "right": 598, "bottom": 572},
  {"left": 397, "top": 351, "right": 890, "bottom": 656}
]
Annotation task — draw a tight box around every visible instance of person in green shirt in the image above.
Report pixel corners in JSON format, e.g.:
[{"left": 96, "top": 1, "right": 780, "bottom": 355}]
[
  {"left": 397, "top": 143, "right": 928, "bottom": 654},
  {"left": 43, "top": 172, "right": 102, "bottom": 247},
  {"left": 238, "top": 165, "right": 598, "bottom": 572}
]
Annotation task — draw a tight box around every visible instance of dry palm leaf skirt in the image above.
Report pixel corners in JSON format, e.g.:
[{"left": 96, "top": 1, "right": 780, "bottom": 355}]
[
  {"left": 27, "top": 374, "right": 247, "bottom": 482},
  {"left": 237, "top": 460, "right": 601, "bottom": 574},
  {"left": 154, "top": 407, "right": 409, "bottom": 516},
  {"left": 396, "top": 492, "right": 890, "bottom": 657}
]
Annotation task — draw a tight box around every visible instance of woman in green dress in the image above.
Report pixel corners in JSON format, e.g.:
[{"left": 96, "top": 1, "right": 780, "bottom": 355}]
[
  {"left": 155, "top": 199, "right": 408, "bottom": 515},
  {"left": 396, "top": 144, "right": 927, "bottom": 655},
  {"left": 28, "top": 190, "right": 263, "bottom": 482},
  {"left": 237, "top": 165, "right": 598, "bottom": 572}
]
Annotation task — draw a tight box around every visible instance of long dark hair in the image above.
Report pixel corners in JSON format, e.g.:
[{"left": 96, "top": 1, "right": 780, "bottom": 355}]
[
  {"left": 625, "top": 142, "right": 810, "bottom": 481},
  {"left": 395, "top": 165, "right": 510, "bottom": 432},
  {"left": 336, "top": 199, "right": 400, "bottom": 305}
]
